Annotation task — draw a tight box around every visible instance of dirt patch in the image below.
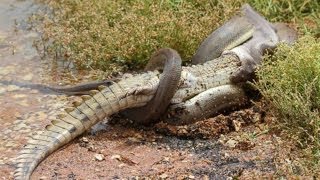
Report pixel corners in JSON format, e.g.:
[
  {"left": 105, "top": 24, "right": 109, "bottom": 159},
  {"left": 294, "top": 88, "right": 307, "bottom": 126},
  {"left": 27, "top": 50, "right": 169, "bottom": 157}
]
[{"left": 31, "top": 105, "right": 275, "bottom": 179}]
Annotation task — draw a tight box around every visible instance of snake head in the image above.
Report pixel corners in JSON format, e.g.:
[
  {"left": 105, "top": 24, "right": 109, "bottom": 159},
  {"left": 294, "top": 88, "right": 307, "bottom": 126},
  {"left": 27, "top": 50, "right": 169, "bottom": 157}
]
[{"left": 229, "top": 4, "right": 298, "bottom": 83}]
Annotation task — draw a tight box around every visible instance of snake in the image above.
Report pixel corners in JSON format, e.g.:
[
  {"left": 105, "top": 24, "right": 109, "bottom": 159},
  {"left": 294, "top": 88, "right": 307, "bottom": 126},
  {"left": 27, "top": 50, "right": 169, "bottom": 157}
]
[
  {"left": 7, "top": 15, "right": 255, "bottom": 124},
  {"left": 0, "top": 80, "right": 114, "bottom": 95},
  {"left": 121, "top": 48, "right": 182, "bottom": 124}
]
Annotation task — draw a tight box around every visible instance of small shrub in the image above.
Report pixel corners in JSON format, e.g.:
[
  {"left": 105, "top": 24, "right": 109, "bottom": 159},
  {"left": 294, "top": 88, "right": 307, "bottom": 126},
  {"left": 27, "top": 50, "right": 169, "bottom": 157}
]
[{"left": 255, "top": 36, "right": 320, "bottom": 162}]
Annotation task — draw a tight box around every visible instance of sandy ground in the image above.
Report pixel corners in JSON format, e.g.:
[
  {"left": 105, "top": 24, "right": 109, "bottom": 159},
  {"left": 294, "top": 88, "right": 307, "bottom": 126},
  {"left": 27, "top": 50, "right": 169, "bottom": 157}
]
[{"left": 0, "top": 0, "right": 313, "bottom": 179}]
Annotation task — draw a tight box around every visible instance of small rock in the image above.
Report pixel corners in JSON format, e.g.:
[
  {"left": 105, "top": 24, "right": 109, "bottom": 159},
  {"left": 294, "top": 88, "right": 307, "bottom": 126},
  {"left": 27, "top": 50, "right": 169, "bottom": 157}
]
[
  {"left": 0, "top": 87, "right": 6, "bottom": 94},
  {"left": 225, "top": 139, "right": 238, "bottom": 148},
  {"left": 22, "top": 73, "right": 33, "bottom": 81},
  {"left": 13, "top": 123, "right": 27, "bottom": 131},
  {"left": 223, "top": 153, "right": 230, "bottom": 158},
  {"left": 39, "top": 176, "right": 47, "bottom": 180},
  {"left": 30, "top": 89, "right": 39, "bottom": 94},
  {"left": 159, "top": 173, "right": 168, "bottom": 179},
  {"left": 127, "top": 137, "right": 141, "bottom": 143},
  {"left": 163, "top": 157, "right": 170, "bottom": 162},
  {"left": 189, "top": 175, "right": 195, "bottom": 179},
  {"left": 19, "top": 129, "right": 31, "bottom": 133},
  {"left": 7, "top": 85, "right": 20, "bottom": 92},
  {"left": 88, "top": 145, "right": 96, "bottom": 152},
  {"left": 202, "top": 175, "right": 209, "bottom": 180},
  {"left": 177, "top": 128, "right": 188, "bottom": 134},
  {"left": 13, "top": 120, "right": 23, "bottom": 124},
  {"left": 3, "top": 129, "right": 12, "bottom": 135},
  {"left": 111, "top": 154, "right": 121, "bottom": 161},
  {"left": 5, "top": 141, "right": 16, "bottom": 147},
  {"left": 12, "top": 94, "right": 27, "bottom": 99},
  {"left": 94, "top": 153, "right": 105, "bottom": 161},
  {"left": 253, "top": 113, "right": 261, "bottom": 123},
  {"left": 81, "top": 137, "right": 89, "bottom": 143},
  {"left": 232, "top": 120, "right": 242, "bottom": 131},
  {"left": 0, "top": 68, "right": 10, "bottom": 75}
]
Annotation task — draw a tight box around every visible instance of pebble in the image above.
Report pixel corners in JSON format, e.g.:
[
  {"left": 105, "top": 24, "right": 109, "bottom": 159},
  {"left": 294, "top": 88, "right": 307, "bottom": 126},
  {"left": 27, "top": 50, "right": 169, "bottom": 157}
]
[
  {"left": 17, "top": 99, "right": 29, "bottom": 106},
  {"left": 19, "top": 129, "right": 31, "bottom": 133},
  {"left": 0, "top": 87, "right": 6, "bottom": 94},
  {"left": 3, "top": 129, "right": 12, "bottom": 135},
  {"left": 94, "top": 153, "right": 105, "bottom": 161},
  {"left": 81, "top": 137, "right": 89, "bottom": 143},
  {"left": 159, "top": 173, "right": 168, "bottom": 179},
  {"left": 22, "top": 73, "right": 33, "bottom": 81},
  {"left": 12, "top": 94, "right": 27, "bottom": 99},
  {"left": 0, "top": 68, "right": 10, "bottom": 75},
  {"left": 111, "top": 154, "right": 121, "bottom": 161},
  {"left": 7, "top": 85, "right": 20, "bottom": 92},
  {"left": 13, "top": 119, "right": 23, "bottom": 124},
  {"left": 232, "top": 120, "right": 242, "bottom": 131},
  {"left": 225, "top": 139, "right": 238, "bottom": 148},
  {"left": 35, "top": 111, "right": 48, "bottom": 120},
  {"left": 13, "top": 123, "right": 27, "bottom": 131},
  {"left": 5, "top": 141, "right": 16, "bottom": 147}
]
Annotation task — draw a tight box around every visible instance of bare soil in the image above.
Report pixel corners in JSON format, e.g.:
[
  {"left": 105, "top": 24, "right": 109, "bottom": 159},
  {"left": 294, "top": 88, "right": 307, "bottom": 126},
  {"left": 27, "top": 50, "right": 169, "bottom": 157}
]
[{"left": 31, "top": 106, "right": 278, "bottom": 179}]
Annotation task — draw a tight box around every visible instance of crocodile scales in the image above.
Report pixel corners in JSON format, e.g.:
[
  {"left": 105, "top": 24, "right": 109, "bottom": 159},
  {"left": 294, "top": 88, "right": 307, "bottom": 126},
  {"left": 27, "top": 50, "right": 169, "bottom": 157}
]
[{"left": 14, "top": 53, "right": 244, "bottom": 179}]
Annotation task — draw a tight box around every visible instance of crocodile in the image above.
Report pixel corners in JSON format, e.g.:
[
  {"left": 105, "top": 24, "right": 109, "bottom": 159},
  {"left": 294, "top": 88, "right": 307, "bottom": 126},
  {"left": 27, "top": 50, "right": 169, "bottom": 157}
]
[
  {"left": 14, "top": 51, "right": 246, "bottom": 180},
  {"left": 13, "top": 4, "right": 297, "bottom": 179}
]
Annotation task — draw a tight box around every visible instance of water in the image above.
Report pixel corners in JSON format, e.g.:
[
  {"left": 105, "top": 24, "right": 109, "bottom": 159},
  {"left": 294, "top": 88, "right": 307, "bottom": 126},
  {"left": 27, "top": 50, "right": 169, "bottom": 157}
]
[{"left": 0, "top": 0, "right": 67, "bottom": 177}]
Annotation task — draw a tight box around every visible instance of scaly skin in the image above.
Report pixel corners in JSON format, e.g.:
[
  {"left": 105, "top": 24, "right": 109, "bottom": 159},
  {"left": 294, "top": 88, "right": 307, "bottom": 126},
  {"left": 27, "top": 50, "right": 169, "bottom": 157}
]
[
  {"left": 122, "top": 48, "right": 182, "bottom": 124},
  {"left": 14, "top": 53, "right": 243, "bottom": 180},
  {"left": 165, "top": 54, "right": 248, "bottom": 125},
  {"left": 14, "top": 71, "right": 160, "bottom": 179},
  {"left": 191, "top": 15, "right": 254, "bottom": 64}
]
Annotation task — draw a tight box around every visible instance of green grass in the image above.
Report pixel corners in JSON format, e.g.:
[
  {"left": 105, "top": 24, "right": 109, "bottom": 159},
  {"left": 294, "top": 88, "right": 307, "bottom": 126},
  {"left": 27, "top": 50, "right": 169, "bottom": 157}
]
[
  {"left": 255, "top": 36, "right": 320, "bottom": 164},
  {"left": 35, "top": 0, "right": 319, "bottom": 73}
]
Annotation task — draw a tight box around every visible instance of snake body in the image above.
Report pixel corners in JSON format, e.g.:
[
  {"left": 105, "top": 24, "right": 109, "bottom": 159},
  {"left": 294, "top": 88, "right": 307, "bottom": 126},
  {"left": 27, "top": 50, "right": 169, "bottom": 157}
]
[
  {"left": 6, "top": 15, "right": 255, "bottom": 124},
  {"left": 53, "top": 15, "right": 254, "bottom": 123},
  {"left": 191, "top": 15, "right": 254, "bottom": 64},
  {"left": 122, "top": 48, "right": 182, "bottom": 124},
  {"left": 0, "top": 80, "right": 113, "bottom": 95}
]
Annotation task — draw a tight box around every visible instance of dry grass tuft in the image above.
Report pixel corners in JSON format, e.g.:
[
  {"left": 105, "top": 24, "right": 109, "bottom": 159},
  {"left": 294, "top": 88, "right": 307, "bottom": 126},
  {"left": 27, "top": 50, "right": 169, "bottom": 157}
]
[{"left": 255, "top": 36, "right": 320, "bottom": 165}]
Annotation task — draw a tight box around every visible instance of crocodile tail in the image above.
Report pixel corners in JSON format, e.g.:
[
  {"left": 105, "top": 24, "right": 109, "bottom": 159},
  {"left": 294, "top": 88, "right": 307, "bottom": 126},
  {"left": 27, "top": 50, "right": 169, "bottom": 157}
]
[{"left": 13, "top": 82, "right": 133, "bottom": 180}]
